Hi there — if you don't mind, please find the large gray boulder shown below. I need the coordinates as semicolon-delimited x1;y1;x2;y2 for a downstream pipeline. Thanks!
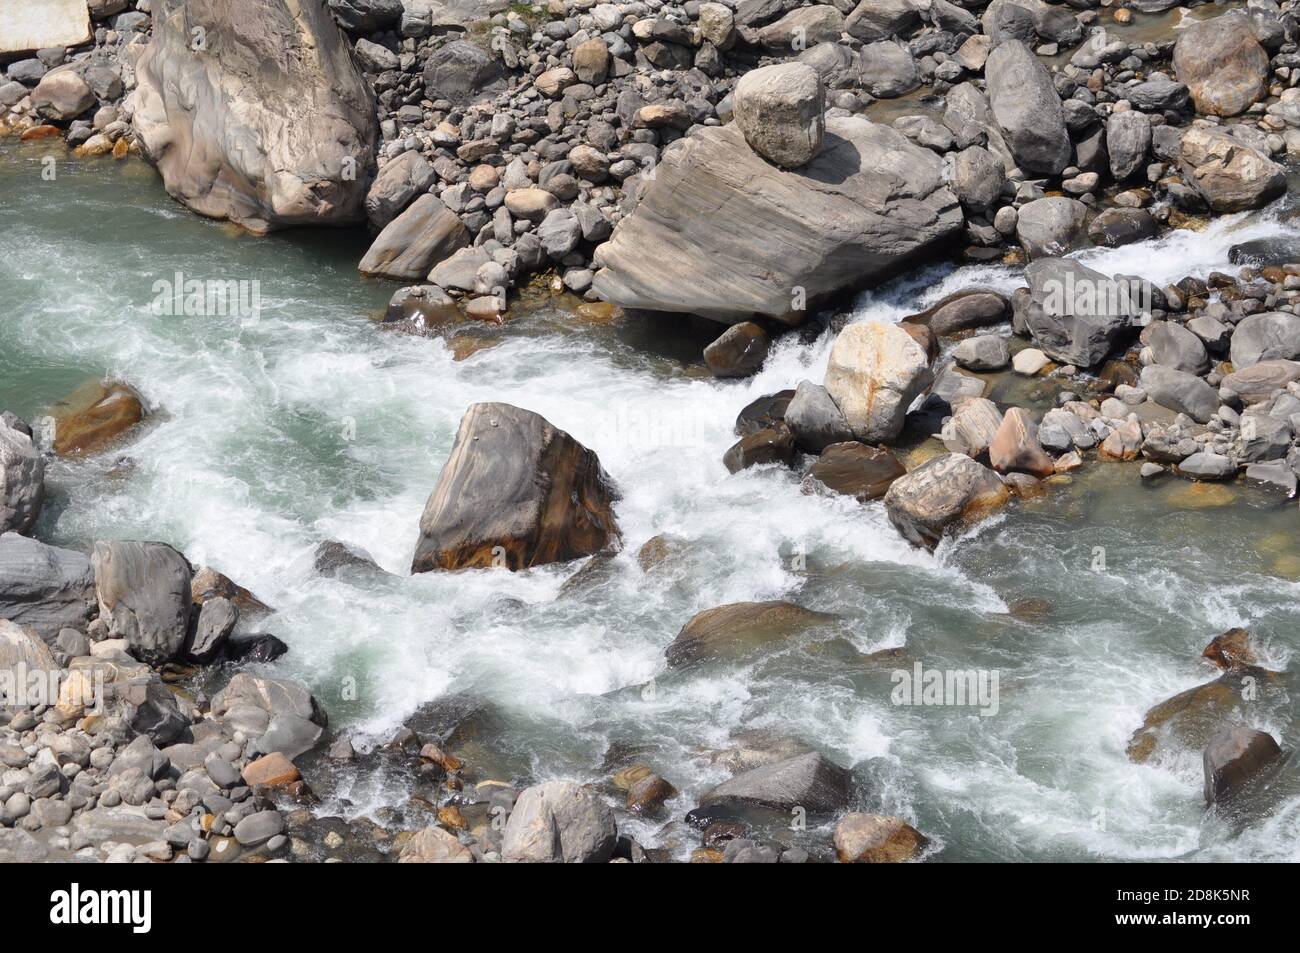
0;533;96;639
1229;312;1300;368
358;194;470;280
364;150;436;229
501;780;617;863
1174;12;1268;117
884;452;1009;549
1179;126;1285;213
0;422;42;536
592;117;962;324
327;0;404;33
1022;258;1132;368
1106;110;1151;181
130;0;378;233
701;751;851;813
1140;366;1219;423
985;40;1071;175
732;63;824;169
824;321;933;443
422;38;503;104
91;541;193;664
411;403;620;572
845;0;921;41
1015;196;1087;260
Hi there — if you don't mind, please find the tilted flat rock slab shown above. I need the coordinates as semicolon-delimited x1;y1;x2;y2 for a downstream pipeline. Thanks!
592;117;962;324
0;0;90;57
130;0;378;233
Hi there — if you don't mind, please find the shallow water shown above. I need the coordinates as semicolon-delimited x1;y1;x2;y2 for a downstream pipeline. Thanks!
3;140;1299;861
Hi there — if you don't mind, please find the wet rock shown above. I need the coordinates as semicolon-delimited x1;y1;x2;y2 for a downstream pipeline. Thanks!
701;751;851;813
411;403;619;572
908;290;1010;337
704;322;768;379
501;780;617;863
723;424;795;473
191;566;271;620
591;117;961;325
784;381;854;453
989;408;1053;478
666;601;835;668
91;541;192;665
735;390;794;436
1178;126;1285;213
1127;667;1280;763
732;63;824;169
358;194;469;280
1088;208;1158;248
0;418;43;535
131;0;377;233
1202;628;1257;671
398;824;474;863
1140;366;1218;423
1174;12;1268;117
985;40;1071;176
627;773;678;815
1203;726;1281;804
824;321;933;443
49;380;145;456
803;443;905;502
834;813;927;863
313;540;385;578
884;452;1010;549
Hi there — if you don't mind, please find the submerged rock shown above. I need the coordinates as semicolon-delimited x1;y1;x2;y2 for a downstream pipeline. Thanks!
703;322;768;378
592;117;961;324
1202;628;1257;671
1127;667;1279;763
665;600;836;667
411;403;620;572
130;0;378;233
803;443;906;502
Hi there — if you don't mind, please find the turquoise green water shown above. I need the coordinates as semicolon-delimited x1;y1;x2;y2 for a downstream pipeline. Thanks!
2;140;1298;861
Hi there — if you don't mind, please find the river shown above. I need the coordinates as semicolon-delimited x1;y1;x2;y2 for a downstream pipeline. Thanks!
2;138;1298;861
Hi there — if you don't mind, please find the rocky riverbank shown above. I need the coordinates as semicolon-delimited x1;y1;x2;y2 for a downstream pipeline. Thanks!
3;0;1300;862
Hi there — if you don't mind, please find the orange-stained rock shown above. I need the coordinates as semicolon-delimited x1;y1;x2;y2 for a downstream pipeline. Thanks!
834;813;928;863
989;407;1054;477
1202;627;1257;671
48;379;145;455
241;752;301;788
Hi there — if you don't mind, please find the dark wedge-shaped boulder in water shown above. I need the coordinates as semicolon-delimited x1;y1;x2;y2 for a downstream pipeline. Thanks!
803;442;906;502
411;403;620;572
1203;725;1282;805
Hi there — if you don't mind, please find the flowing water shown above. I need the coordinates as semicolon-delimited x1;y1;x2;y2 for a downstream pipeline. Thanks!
3;140;1300;861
